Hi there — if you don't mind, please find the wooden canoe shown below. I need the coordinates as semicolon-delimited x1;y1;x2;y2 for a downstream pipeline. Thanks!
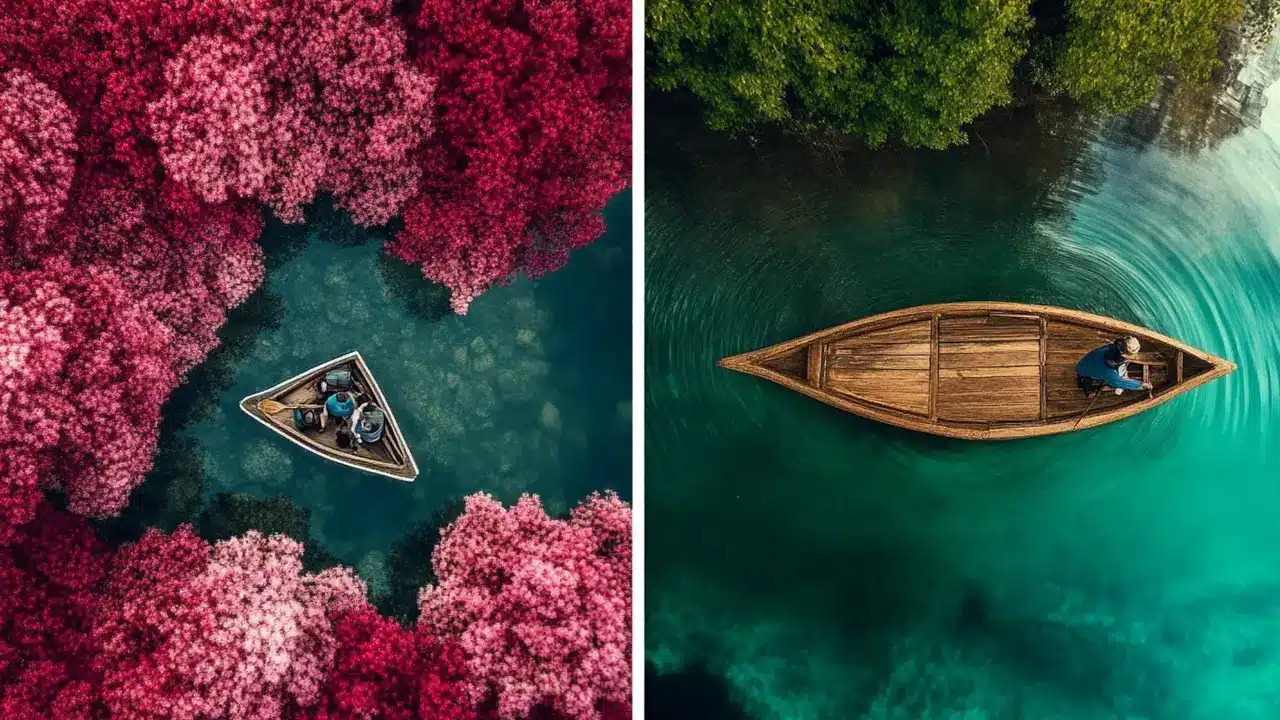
717;302;1236;440
240;351;419;480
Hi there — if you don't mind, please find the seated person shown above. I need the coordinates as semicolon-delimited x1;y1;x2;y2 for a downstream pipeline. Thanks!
292;407;321;432
350;402;386;445
1076;336;1151;396
320;391;356;431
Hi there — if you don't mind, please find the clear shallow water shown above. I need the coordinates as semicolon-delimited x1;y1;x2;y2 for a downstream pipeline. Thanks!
166;192;630;568
645;72;1280;720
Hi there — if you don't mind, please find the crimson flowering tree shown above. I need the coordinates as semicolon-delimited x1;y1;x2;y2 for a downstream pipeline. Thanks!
0;263;178;543
305;607;475;720
418;492;632;720
0;503;107;720
149;0;436;226
0;70;77;261
60;176;266;374
388;0;631;313
0;0;267;528
94;528;368;720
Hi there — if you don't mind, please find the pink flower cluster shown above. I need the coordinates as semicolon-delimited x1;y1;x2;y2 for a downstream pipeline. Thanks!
388;0;631;313
94;528;368;720
0;493;633;720
418;492;633;720
0;70;76;259
0;0;268;528
0;264;178;541
149;0;436;226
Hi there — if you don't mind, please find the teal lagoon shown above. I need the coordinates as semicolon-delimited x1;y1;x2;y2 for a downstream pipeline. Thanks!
645;62;1280;720
128;192;631;580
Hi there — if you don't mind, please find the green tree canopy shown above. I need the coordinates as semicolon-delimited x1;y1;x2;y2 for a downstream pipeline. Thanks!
649;0;1250;147
1046;0;1244;113
648;0;1032;149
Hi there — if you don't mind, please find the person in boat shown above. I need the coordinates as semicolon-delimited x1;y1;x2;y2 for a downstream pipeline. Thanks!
320;391;356;431
349;402;386;446
1076;336;1152;396
293;407;322;432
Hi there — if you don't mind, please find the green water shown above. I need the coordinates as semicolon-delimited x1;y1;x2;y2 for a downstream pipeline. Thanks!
157;192;630;569
645;65;1280;720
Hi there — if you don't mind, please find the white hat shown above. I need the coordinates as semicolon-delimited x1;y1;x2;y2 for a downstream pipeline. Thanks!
1122;336;1140;354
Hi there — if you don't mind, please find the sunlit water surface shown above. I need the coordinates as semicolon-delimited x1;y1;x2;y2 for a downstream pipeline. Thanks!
646;60;1280;720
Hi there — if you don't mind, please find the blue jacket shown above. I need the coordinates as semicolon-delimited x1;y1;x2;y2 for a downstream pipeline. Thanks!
1076;344;1144;391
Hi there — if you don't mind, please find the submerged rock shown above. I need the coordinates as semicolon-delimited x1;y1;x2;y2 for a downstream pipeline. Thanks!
472;352;495;373
357;550;390;601
540;402;562;433
240;440;292;485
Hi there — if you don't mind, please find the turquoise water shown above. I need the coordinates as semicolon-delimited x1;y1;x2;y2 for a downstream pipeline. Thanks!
645;62;1280;720
139;192;631;572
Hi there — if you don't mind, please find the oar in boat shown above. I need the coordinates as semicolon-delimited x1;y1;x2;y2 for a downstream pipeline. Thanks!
257;399;323;414
1072;390;1103;431
258;391;368;416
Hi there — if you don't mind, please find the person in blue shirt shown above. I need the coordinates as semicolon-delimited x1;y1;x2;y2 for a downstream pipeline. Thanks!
1076;336;1152;396
320;391;356;431
350;402;386;445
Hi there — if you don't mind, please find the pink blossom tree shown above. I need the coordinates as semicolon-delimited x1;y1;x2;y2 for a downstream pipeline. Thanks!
95;527;368;720
148;0;436;227
148;35;273;207
0;502;108;719
0;263;178;542
389;0;631;313
62;176;266;373
0;70;77;263
0;0;268;378
418;492;632;720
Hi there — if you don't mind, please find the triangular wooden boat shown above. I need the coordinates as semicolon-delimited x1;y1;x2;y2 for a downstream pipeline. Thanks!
718;302;1235;440
240;351;419;480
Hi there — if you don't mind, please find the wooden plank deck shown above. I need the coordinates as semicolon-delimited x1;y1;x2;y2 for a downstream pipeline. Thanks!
718;302;1236;440
825;319;931;415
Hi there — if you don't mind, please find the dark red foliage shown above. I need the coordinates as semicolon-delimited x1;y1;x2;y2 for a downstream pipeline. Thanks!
306;607;475;720
0;503;108;719
389;0;631;313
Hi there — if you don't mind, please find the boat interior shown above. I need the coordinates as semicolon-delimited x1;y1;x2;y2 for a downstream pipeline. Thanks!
760;311;1216;428
246;359;410;471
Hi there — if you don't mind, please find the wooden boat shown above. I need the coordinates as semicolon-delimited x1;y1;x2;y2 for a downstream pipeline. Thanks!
717;302;1235;440
240;351;419;480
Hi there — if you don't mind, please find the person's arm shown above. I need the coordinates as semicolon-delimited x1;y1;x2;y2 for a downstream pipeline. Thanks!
1102;365;1146;391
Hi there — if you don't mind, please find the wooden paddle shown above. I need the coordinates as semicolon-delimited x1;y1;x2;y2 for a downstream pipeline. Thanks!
257;399;322;414
1072;389;1103;431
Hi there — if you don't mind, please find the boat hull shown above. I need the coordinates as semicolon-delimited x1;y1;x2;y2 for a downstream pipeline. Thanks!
240;351;419;480
718;302;1235;440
